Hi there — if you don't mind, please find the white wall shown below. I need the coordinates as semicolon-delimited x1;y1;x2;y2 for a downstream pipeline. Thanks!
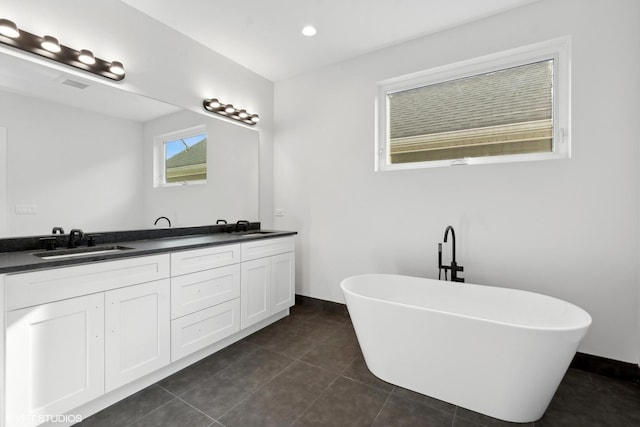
0;90;146;235
2;0;275;228
274;0;640;363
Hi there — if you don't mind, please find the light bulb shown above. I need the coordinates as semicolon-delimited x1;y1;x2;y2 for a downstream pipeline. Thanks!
238;110;249;119
208;98;221;109
0;19;19;38
78;49;95;65
109;61;125;75
225;104;235;114
250;114;260;123
41;35;61;53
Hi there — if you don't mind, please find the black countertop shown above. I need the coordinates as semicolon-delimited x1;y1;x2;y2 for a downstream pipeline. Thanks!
0;227;296;274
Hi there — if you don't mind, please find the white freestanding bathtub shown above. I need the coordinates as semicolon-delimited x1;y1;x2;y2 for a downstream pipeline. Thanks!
340;274;592;423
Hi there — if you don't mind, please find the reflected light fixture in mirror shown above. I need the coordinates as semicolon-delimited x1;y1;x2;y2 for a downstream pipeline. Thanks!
41;35;61;53
0;18;125;81
203;98;260;125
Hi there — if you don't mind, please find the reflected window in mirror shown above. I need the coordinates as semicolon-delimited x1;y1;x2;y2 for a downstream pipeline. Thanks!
154;125;207;186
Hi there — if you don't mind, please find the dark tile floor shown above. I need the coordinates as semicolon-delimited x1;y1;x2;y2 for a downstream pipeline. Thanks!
80;303;640;427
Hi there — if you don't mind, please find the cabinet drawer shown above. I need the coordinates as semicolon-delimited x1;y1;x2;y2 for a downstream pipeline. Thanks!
6;254;170;311
171;244;240;276
241;237;295;262
171;298;240;361
171;264;240;319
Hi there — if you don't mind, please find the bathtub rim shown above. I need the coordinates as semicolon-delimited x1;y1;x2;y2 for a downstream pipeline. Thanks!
340;273;592;333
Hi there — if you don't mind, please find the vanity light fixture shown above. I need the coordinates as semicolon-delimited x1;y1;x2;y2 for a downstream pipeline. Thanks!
203;98;260;126
0;18;125;81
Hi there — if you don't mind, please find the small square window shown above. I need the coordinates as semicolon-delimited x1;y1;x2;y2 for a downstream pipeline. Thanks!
154;125;207;187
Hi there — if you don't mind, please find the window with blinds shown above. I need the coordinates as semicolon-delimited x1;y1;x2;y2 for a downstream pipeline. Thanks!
377;38;570;170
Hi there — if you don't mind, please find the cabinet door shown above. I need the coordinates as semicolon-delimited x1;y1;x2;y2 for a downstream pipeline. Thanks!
105;280;170;392
6;294;104;427
240;257;271;328
272;252;295;313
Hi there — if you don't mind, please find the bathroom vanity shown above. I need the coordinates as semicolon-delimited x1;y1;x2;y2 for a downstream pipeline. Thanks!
0;228;296;427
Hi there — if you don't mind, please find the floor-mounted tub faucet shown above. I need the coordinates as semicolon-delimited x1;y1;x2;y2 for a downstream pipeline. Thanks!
438;225;464;282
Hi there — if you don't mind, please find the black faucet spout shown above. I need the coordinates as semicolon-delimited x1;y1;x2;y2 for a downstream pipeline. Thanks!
154;216;172;227
443;225;456;263
439;225;464;283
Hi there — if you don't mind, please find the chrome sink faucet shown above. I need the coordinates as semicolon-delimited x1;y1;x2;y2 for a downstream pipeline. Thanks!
438;225;465;282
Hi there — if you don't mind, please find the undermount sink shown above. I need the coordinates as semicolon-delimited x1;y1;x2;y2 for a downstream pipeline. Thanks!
34;245;133;260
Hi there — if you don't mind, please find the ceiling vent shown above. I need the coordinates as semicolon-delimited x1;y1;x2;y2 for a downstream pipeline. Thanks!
58;77;90;90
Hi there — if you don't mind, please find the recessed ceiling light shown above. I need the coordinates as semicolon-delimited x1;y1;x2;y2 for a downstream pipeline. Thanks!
302;25;317;37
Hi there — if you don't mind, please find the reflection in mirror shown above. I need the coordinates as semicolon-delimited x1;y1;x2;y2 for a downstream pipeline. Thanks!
0;52;259;237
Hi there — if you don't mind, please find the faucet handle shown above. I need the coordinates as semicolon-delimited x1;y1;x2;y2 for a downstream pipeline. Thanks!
40;237;57;251
86;234;101;247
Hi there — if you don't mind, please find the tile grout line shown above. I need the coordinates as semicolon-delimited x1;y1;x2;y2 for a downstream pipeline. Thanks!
370;386;394;426
154;384;218;425
215;355;298;422
289;374;341;426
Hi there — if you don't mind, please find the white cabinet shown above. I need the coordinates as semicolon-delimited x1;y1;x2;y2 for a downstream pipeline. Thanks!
2;235;295;426
241;257;271;326
240;237;295;329
4;254;170;427
5;293;105;427
105;280;170;392
170;245;241;361
272;252;296;312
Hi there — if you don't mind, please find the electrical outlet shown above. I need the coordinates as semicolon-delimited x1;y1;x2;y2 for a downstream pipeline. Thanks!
15;204;38;214
275;208;284;217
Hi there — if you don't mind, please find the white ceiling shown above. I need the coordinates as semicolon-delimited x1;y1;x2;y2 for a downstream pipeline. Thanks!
122;0;540;82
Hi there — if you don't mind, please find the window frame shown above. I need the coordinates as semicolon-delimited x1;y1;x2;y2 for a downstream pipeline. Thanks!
375;37;571;171
153;124;207;187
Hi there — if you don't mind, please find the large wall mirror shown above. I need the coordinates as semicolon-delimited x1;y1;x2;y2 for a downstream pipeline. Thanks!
0;51;259;237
